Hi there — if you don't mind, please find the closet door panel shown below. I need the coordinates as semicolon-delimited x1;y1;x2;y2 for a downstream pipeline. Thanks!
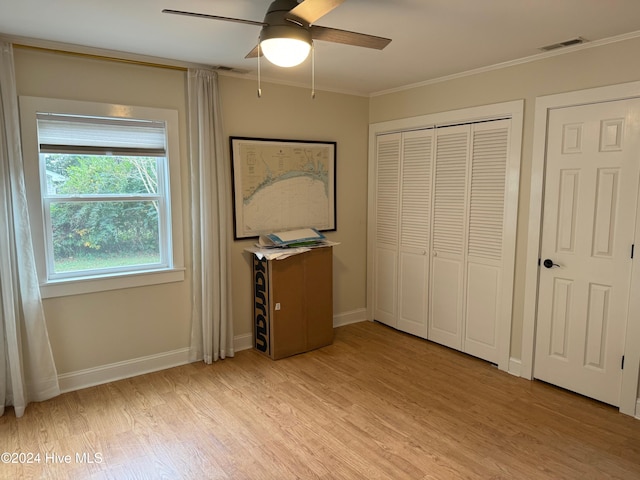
398;251;428;335
397;130;433;337
373;133;401;327
375;134;401;247
374;245;398;326
467;122;508;261
429;126;470;349
464;260;501;362
464;121;509;362
430;256;464;349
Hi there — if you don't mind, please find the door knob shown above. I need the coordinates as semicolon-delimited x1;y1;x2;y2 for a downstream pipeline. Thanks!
543;259;560;269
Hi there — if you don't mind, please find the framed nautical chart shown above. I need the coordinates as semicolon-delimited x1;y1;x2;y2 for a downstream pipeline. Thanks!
230;137;336;239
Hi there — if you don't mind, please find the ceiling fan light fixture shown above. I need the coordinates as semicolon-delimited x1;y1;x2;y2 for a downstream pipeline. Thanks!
260;25;312;67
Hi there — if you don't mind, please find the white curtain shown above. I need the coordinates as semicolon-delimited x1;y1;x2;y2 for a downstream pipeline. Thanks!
0;42;60;417
187;69;234;363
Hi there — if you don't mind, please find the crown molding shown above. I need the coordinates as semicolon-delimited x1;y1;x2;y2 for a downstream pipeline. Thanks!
371;30;640;97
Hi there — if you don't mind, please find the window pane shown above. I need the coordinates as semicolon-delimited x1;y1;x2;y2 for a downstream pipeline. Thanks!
49;200;161;274
44;154;159;196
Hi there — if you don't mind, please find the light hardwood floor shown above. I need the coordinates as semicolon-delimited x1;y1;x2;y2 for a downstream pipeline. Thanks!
1;321;639;479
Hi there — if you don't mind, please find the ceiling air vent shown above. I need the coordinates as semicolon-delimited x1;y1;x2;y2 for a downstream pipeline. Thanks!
214;65;250;74
539;37;587;52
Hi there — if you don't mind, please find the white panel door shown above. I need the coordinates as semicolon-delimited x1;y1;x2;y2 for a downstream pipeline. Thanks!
464;121;510;363
534;99;640;406
429;126;470;350
397;130;433;337
374;133;401;327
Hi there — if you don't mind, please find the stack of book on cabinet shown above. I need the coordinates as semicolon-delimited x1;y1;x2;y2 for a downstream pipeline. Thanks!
246;227;337;260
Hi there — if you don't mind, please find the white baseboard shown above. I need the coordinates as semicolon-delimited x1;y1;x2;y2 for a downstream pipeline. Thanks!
59;310;370;393
333;308;368;327
58;347;191;393
234;333;254;352
59;335;253;393
636;399;640;420
508;357;522;377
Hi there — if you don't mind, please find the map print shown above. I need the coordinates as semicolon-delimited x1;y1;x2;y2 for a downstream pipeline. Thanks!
232;139;335;238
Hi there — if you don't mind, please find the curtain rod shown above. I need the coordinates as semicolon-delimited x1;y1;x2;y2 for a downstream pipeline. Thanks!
13;43;190;72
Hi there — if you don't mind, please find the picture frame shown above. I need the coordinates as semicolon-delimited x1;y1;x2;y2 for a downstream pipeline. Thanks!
230;136;336;239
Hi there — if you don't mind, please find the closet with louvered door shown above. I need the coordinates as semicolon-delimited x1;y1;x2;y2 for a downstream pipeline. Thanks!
370;102;522;370
373;129;434;337
429;119;511;363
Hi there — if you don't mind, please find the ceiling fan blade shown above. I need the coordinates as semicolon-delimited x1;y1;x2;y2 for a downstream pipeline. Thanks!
311;25;391;50
162;9;265;27
288;0;346;25
245;45;263;59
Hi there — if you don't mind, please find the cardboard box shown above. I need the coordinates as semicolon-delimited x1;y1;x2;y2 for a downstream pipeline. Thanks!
253;246;333;359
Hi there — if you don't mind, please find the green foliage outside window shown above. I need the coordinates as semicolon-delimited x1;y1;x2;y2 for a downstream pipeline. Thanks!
46;154;161;268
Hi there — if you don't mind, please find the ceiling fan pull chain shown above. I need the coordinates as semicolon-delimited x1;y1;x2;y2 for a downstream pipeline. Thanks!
311;42;315;99
257;39;262;98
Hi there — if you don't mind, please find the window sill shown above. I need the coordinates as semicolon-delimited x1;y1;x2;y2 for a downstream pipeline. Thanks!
40;267;186;298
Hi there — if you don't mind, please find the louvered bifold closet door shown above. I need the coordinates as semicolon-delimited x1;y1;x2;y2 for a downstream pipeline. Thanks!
374;133;401;327
429;125;470;350
463;120;510;363
397;129;434;338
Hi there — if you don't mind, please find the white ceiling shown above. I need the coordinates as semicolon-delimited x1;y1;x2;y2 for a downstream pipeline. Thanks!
2;0;640;96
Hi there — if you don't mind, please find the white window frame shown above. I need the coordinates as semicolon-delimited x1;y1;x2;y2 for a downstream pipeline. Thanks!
19;96;185;298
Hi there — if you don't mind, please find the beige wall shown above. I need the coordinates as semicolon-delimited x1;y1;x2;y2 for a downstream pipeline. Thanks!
16;35;640;378
14;49;193;374
370;36;640;359
13;48;369;375
218;76;369;339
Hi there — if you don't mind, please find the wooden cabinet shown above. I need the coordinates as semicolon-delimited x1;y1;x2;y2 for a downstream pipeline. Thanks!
253;246;333;359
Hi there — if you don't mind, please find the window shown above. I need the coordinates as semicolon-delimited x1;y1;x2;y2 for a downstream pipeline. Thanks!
20;97;184;297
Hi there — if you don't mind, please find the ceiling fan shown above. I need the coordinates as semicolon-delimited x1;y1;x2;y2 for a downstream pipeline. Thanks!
162;0;392;68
